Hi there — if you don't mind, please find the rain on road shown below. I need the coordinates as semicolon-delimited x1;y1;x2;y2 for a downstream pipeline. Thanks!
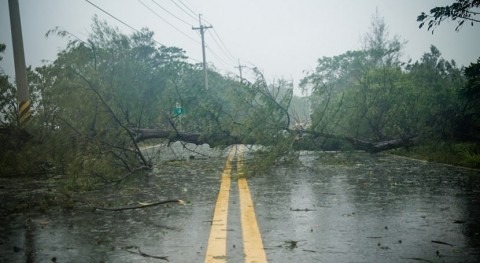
2;143;480;262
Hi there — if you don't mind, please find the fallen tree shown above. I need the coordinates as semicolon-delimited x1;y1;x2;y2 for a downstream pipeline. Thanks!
343;135;417;153
303;129;417;153
132;128;416;153
132;128;243;146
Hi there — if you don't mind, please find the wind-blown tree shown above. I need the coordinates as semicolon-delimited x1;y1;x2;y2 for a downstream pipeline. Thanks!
405;45;465;140
6;17;295;181
3;18;201;180
301;11;470;153
301;14;417;151
416;0;479;167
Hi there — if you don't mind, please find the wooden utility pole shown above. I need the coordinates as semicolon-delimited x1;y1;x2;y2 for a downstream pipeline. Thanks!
192;15;212;90
235;59;246;82
8;0;30;126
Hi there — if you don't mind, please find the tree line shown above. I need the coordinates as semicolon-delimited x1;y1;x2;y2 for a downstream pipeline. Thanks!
1;3;479;184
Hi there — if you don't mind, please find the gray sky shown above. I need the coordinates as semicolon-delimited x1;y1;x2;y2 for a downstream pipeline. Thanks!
1;0;479;95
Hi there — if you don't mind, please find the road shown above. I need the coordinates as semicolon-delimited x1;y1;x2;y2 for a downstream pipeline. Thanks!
2;143;480;262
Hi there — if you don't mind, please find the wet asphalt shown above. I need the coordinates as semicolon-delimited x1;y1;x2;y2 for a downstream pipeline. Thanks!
2;144;480;262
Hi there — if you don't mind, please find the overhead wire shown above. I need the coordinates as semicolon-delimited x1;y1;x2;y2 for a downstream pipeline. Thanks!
84;0;201;63
183;5;239;66
169;0;198;22
150;0;193;27
177;0;253;79
208;29;237;64
207;46;235;69
137;0;200;44
85;0;242;76
84;0;140;33
178;0;200;18
173;0;239;68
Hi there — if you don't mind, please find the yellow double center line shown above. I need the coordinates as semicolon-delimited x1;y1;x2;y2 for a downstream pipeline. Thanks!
204;145;267;263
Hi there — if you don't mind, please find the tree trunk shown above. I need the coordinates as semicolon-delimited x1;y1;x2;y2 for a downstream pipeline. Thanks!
132;128;242;147
132;128;416;153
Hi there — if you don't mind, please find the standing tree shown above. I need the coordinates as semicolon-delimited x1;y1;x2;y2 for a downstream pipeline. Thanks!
418;0;480;158
300;13;418;152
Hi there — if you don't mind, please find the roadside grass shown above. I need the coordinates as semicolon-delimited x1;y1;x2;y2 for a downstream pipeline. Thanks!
391;142;480;169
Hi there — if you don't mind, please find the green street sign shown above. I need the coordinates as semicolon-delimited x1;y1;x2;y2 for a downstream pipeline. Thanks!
173;102;184;115
173;107;184;115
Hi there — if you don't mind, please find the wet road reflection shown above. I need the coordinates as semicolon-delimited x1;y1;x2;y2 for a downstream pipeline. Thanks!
2;148;480;262
250;151;480;262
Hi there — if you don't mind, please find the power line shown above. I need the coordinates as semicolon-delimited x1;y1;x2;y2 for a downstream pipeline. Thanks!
207;30;237;64
212;28;237;62
150;0;193;27
137;0;200;44
84;0;202;62
84;0;140;33
169;0;198;22
85;0;239;77
177;0;199;20
207;31;236;65
170;0;240;69
176;3;238;65
207;46;235;69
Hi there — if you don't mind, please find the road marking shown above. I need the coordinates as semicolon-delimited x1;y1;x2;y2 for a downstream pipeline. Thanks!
204;146;236;263
205;145;267;263
237;145;268;263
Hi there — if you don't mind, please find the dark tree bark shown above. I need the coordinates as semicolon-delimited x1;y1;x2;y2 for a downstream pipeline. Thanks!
132;128;246;147
132;128;416;153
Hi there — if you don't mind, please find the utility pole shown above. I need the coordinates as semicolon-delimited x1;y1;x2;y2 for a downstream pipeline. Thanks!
235;59;246;82
8;0;30;127
192;14;212;90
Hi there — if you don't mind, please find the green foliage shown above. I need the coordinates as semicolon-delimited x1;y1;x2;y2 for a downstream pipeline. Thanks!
301;12;470;153
456;58;480;141
0;44;16;125
460;147;480;168
393;142;480;169
1;18;298;181
301;14;413;142
248;138;299;177
405;46;465;140
418;0;480;32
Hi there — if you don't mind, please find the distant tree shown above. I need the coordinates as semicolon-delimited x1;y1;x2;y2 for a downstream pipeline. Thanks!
406;45;465;140
417;0;480;32
301;14;409;142
417;1;480;142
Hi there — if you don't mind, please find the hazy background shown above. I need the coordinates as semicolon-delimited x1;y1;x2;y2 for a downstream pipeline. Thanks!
1;0;479;95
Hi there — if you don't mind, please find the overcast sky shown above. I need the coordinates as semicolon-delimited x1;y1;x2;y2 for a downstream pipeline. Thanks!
1;0;479;95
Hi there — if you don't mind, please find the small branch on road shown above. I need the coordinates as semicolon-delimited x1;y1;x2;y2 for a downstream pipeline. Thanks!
124;246;169;261
431;240;454;247
290;208;317;212
96;199;184;211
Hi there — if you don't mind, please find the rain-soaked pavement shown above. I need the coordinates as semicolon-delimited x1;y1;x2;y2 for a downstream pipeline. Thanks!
2;144;480;262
